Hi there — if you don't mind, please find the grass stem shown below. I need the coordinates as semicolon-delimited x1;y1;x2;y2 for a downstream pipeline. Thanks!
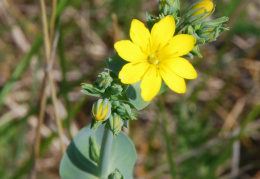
159;97;176;179
39;0;65;153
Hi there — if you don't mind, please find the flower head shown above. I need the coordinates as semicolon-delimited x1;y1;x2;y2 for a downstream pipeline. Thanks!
159;0;180;16
108;113;124;136
191;0;214;18
114;16;197;101
185;0;214;24
91;98;111;121
94;69;113;90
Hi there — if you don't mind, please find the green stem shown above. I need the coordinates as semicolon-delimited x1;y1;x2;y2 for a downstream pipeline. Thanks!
159;97;176;179
98;127;113;178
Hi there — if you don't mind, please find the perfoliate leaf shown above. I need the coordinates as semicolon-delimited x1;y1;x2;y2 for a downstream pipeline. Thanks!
126;81;168;110
105;53;127;75
60;124;137;179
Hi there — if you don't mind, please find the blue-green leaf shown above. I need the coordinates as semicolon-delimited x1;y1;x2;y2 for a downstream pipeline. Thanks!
60;124;137;179
126;82;150;110
126;81;168;110
105;53;127;75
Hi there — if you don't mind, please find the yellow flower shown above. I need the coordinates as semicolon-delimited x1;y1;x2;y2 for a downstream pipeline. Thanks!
114;16;197;101
191;0;214;18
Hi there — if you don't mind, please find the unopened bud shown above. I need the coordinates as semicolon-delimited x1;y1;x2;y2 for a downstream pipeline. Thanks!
91;98;111;121
185;0;214;25
116;103;136;120
197;24;228;42
94;69;113;90
159;0;180;16
106;83;123;97
108;113;124;136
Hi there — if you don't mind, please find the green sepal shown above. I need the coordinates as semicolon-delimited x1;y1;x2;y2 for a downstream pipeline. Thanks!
146;12;160;31
200;16;229;28
187;45;203;59
184;26;205;45
108;113;124;136
91;120;104;131
81;83;103;97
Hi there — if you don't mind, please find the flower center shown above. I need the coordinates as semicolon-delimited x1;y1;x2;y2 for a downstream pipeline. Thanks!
148;54;160;65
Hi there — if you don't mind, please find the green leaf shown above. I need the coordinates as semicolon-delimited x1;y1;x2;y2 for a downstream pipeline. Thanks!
60;124;137;179
158;81;168;95
126;81;168;110
126;82;150;110
105;53;127;75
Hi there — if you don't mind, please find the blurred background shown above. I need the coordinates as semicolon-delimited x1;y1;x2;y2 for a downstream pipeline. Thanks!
0;0;260;178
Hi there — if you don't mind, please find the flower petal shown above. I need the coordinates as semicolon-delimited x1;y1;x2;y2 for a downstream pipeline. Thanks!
119;62;150;84
114;40;147;62
158;34;196;58
151;15;175;53
159;66;186;93
160;57;197;79
130;19;151;54
140;66;162;101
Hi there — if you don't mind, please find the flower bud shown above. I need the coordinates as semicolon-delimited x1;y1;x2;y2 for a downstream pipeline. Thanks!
111;101;120;108
89;136;100;163
197;24;228;42
116;103;136;120
116;103;131;116
111;83;123;94
106;83;123;97
158;0;180;16
94;69;113;90
108;169;124;179
91;98;111;121
185;0;214;25
108;113;124;136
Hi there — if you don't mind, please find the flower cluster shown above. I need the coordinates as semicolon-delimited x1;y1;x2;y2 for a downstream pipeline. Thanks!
82;69;136;135
81;0;228;133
